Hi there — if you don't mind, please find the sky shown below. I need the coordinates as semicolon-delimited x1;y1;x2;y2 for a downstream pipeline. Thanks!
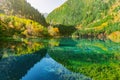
26;0;67;13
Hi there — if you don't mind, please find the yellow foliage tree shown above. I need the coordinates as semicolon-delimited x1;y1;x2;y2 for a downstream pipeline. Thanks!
48;26;59;36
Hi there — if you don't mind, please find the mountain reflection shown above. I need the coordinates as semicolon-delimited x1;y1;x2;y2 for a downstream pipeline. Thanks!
0;38;120;80
48;38;120;80
22;54;91;80
0;49;47;80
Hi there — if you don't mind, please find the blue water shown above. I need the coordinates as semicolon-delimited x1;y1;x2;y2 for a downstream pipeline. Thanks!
21;54;90;80
0;38;119;80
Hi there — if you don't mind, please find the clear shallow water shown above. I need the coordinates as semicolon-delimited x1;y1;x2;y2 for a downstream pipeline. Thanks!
0;38;120;80
21;54;90;80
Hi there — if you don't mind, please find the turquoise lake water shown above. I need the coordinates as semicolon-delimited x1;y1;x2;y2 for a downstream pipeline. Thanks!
0;38;120;80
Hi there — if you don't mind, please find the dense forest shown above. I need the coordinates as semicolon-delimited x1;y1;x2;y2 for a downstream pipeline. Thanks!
0;14;48;38
0;0;47;26
0;0;120;42
47;0;115;26
0;0;58;38
47;0;120;42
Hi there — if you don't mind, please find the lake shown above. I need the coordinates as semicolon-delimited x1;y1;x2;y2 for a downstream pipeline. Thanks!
0;38;120;80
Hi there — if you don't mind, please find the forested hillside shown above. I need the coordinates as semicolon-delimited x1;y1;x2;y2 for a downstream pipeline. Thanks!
0;0;120;40
47;0;116;26
47;0;120;41
0;14;48;38
0;0;47;26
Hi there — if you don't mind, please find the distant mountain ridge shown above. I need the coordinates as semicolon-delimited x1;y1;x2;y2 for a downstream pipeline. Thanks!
42;13;48;18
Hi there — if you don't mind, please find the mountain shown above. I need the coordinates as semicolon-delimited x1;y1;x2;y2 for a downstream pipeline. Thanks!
0;0;47;26
46;0;120;41
47;0;116;26
42;13;48;18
